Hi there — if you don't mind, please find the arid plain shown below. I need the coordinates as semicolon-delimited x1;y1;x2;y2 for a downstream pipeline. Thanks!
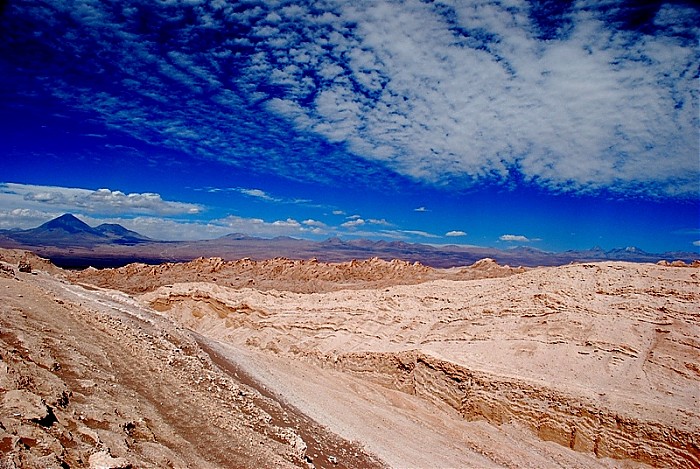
1;248;698;468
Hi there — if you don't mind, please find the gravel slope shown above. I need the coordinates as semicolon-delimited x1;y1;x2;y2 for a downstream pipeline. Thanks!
0;257;381;468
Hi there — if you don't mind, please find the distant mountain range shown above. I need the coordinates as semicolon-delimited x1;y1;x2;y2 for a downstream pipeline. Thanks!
0;214;697;269
0;213;151;246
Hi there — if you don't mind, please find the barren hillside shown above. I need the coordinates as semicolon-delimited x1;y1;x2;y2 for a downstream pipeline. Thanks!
69;256;525;294
139;260;699;468
2;248;698;468
0;252;381;468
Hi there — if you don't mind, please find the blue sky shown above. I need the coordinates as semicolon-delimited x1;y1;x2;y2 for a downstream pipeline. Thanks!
1;0;698;253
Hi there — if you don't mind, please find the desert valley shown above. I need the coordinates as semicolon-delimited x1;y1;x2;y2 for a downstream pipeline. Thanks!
0;241;698;468
4;0;700;467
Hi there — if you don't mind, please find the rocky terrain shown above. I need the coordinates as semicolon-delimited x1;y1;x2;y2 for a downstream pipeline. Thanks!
1;248;698;468
0;251;381;468
68;256;525;294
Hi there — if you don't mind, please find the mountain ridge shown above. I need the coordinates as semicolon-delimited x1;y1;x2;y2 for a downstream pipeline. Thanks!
0;214;697;268
0;214;151;247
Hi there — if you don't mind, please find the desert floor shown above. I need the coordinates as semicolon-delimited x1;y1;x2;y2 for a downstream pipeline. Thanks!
1;249;698;468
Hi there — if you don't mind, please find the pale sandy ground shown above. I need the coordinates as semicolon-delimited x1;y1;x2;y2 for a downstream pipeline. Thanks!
0;253;380;468
141;261;699;468
200;337;647;469
2;250;699;468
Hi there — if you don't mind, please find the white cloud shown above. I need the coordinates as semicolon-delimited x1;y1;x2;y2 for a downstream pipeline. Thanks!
399;230;440;239
79;214;312;242
244;0;698;197
693;240;700;247
332;210;345;215
446;230;467;237
367;218;391;226
91;216;231;241
235;188;281;202
302;219;327;228
271;218;301;229
341;218;366;228
339;215;390;229
0;183;202;216
8;0;698;198
0;208;62;230
500;234;538;243
214;215;310;238
414;206;429;212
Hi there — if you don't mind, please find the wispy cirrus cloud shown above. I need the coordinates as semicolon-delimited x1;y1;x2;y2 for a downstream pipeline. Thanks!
398;230;441;239
235;188;281;202
204;187;326;209
3;0;696;198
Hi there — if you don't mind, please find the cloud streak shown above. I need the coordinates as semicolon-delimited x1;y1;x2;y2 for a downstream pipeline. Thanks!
398;230;441;239
235;188;281;202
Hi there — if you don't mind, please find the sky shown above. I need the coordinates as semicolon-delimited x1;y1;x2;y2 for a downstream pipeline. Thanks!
1;0;698;253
